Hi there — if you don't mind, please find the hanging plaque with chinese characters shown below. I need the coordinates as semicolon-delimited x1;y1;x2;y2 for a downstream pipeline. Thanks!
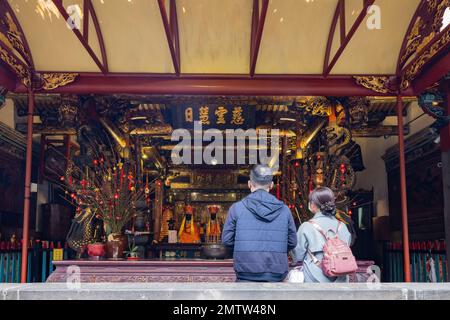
171;104;255;130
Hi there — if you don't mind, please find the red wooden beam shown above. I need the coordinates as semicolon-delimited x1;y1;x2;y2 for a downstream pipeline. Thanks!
83;0;89;42
13;74;405;96
52;0;107;73
250;0;259;63
323;0;342;75
88;0;108;73
412;46;450;94
157;0;180;75
323;0;375;76
250;0;269;77
339;0;346;44
170;0;180;70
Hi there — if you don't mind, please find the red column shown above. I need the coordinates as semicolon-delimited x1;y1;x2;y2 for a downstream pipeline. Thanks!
20;88;35;283
64;134;71;170
153;179;163;242
396;95;411;282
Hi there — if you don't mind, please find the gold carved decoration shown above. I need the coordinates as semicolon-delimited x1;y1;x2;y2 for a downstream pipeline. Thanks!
0;45;30;86
401;26;450;90
3;12;31;63
41;73;78;90
353;76;393;94
401;17;423;65
0;8;78;90
400;0;449;67
296;97;332;117
416;31;436;52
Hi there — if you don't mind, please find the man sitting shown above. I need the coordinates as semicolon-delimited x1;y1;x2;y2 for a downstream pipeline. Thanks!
222;165;297;282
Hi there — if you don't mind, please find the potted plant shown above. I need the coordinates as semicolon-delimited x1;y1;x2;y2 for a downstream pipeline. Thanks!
124;241;139;261
54;156;150;260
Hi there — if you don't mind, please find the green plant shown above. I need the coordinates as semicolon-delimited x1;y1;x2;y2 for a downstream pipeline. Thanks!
124;241;138;258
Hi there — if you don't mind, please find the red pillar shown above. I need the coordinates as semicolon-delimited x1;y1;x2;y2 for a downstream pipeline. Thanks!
396;95;411;282
153;179;163;242
20;88;35;283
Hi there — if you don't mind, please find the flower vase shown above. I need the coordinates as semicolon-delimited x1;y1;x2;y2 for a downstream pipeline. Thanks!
106;233;128;260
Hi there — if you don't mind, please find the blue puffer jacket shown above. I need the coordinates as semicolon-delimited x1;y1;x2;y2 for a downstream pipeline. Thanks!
221;189;297;282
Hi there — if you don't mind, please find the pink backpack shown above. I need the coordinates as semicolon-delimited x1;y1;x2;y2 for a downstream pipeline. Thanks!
307;220;357;277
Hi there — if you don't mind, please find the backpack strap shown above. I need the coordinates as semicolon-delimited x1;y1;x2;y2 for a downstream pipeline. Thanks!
336;221;342;235
306;220;326;267
307;220;329;240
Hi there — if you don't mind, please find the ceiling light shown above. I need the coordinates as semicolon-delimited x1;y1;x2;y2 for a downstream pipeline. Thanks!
280;117;296;122
131;116;147;121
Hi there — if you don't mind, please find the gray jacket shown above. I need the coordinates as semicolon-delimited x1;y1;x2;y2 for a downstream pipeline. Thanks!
291;212;352;283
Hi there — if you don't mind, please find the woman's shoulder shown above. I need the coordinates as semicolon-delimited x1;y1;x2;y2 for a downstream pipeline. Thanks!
298;220;316;233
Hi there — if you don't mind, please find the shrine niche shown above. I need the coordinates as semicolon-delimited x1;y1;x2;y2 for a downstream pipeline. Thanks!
6;93;406;245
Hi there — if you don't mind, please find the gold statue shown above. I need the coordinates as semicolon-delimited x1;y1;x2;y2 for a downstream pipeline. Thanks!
206;206;221;244
178;205;200;243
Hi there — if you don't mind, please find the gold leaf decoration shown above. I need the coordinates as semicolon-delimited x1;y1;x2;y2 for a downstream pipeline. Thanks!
0;45;30;86
3;12;31;64
353;76;392;94
402;26;450;90
400;0;449;66
296;97;332;117
41;73;78;90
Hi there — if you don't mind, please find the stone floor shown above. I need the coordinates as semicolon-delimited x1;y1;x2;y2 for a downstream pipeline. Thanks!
1;283;450;300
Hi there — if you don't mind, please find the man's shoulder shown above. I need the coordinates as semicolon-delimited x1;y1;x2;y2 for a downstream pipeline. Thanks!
278;203;292;216
228;201;243;215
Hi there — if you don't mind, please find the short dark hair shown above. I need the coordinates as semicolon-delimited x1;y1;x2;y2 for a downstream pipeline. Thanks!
250;165;273;187
309;187;336;216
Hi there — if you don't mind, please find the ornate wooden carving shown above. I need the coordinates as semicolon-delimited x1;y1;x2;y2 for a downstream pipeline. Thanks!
353;76;396;94
47;259;374;283
399;0;450;90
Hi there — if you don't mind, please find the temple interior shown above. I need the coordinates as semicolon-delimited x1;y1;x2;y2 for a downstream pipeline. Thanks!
0;93;445;268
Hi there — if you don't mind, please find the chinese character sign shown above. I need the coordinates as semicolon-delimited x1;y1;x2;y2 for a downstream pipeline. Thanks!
172;104;255;129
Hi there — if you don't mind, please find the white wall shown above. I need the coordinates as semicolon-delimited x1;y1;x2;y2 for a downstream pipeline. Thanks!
0;98;15;128
0;98;51;232
354;101;435;217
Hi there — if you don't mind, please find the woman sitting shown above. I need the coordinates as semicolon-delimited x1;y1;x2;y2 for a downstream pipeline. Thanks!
291;187;352;283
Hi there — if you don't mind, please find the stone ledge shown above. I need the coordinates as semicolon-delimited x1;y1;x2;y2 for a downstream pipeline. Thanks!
2;283;450;300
